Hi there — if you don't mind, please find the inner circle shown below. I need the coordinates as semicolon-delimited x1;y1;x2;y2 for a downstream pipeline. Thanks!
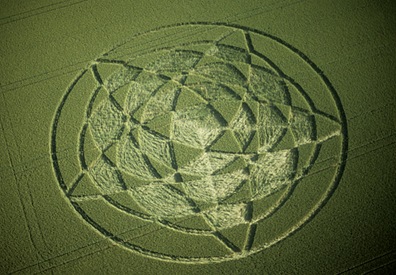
85;43;318;231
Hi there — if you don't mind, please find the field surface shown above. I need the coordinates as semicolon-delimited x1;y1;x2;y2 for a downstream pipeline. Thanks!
0;0;395;274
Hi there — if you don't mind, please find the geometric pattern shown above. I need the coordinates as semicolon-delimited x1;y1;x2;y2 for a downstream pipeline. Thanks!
51;23;347;263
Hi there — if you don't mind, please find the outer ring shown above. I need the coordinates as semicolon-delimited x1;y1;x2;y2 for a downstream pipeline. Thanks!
51;22;348;263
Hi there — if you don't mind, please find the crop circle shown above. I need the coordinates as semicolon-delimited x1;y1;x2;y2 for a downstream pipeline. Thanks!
51;23;348;263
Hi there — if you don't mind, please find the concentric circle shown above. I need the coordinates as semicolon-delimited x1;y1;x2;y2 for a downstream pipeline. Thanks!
51;23;348;263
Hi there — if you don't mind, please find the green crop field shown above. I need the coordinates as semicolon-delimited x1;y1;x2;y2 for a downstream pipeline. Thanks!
1;0;395;274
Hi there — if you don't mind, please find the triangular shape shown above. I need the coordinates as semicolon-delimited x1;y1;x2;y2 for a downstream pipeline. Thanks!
176;87;207;111
272;128;295;151
290;111;315;145
218;30;248;50
314;114;342;142
249;54;277;74
147;155;175;178
211;99;241;124
107;190;151;215
287;81;311;110
112;84;130;108
230;85;246;99
210;130;242;153
222;180;251;204
244;130;259;153
172;141;204;168
219;223;250;251
84;125;102;168
131;104;146;122
168;214;213;231
275;104;292;122
233;62;250;81
122;172;151;189
296;142;316;177
103;143;118;164
245;99;260;122
215;157;247;175
211;44;249;63
195;55;224;68
95;62;123;83
145;113;173;138
71;173;102;196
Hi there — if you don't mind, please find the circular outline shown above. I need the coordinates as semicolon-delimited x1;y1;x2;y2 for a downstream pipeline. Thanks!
51;22;348;263
80;39;320;233
79;37;322;240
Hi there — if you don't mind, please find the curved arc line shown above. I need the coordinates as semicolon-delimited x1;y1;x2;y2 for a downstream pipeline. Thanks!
51;69;88;193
